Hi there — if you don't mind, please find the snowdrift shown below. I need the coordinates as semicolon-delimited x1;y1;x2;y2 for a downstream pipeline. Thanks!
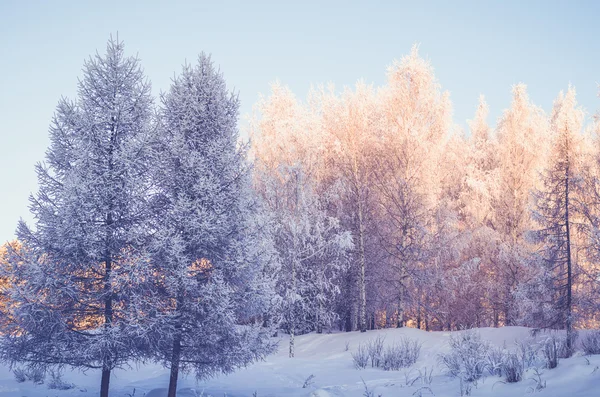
1;326;599;397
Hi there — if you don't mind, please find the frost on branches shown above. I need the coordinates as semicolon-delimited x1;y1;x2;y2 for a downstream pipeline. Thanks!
141;54;277;397
0;37;154;397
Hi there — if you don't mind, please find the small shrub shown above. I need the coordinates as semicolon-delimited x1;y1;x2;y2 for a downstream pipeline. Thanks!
14;366;45;384
581;330;600;355
302;374;315;388
502;352;524;383
13;368;26;383
382;338;421;371
527;367;546;393
541;334;566;369
517;339;540;368
440;331;489;382
419;366;433;385
403;368;420;386
47;370;75;390
367;335;386;368
360;378;379;397
30;367;45;384
486;346;505;377
352;343;370;369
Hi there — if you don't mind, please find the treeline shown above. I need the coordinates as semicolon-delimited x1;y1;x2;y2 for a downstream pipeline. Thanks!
1;38;600;397
250;45;600;350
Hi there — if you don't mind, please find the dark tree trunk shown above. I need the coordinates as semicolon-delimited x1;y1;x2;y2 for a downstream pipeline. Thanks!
100;124;116;397
100;368;111;397
167;334;182;397
565;159;573;355
345;309;352;332
168;292;184;397
101;226;113;397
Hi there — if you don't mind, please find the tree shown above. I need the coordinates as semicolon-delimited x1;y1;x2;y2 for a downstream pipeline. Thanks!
460;96;504;327
376;45;453;330
531;87;584;354
319;82;379;332
464;95;497;229
493;84;548;325
145;54;277;397
264;165;351;356
575;88;600;326
250;83;351;353
0;37;154;397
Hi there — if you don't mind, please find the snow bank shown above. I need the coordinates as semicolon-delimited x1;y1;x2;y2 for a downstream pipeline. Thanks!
1;327;599;397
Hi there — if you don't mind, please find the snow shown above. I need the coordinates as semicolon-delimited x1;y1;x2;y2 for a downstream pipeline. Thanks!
1;327;599;397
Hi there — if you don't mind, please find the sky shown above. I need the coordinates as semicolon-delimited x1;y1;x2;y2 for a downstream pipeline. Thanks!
1;0;599;243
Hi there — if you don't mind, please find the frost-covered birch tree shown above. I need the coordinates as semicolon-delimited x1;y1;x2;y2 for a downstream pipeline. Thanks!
0;37;154;397
320;83;379;333
493;84;548;325
262;165;351;357
250;83;351;355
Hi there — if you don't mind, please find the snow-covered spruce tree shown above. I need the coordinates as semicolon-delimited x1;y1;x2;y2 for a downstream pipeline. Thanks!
530;87;584;354
261;164;351;357
145;54;277;397
576;89;600;324
0;37;154;397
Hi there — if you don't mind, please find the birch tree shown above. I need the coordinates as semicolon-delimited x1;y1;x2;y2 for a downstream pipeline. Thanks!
320;82;379;332
493;84;548;325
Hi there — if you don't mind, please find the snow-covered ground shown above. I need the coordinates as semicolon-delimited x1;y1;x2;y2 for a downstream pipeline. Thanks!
2;327;599;397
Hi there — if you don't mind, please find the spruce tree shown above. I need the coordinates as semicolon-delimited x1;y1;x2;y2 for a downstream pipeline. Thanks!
0;37;154;397
145;54;277;397
531;87;584;354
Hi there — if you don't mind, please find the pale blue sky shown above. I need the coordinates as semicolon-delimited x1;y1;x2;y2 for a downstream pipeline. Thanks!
1;0;599;243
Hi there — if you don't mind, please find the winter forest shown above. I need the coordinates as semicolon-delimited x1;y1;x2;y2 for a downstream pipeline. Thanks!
2;35;600;397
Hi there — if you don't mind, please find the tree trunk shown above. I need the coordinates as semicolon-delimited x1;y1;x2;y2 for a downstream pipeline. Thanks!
100;368;111;397
289;329;295;358
397;286;404;328
316;300;323;334
168;291;184;397
357;202;367;332
417;299;422;330
345;310;352;332
424;295;430;331
565;159;573;355
503;298;511;326
351;295;358;331
101;232;113;397
289;254;297;357
101;124;116;397
167;333;182;397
